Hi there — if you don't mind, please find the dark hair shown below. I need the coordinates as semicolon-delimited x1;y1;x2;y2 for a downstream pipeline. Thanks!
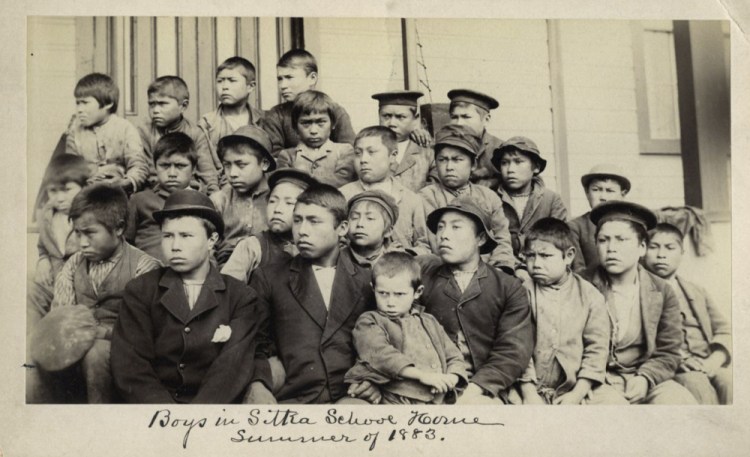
524;217;575;253
43;154;90;188
68;183;128;233
648;223;684;248
153;132;198;167
449;100;488;117
216;56;257;83
217;137;267;164
161;214;218;239
147;75;189;103
295;183;347;226
277;49;318;75
291;90;335;127
595;219;649;244
74;73;119;113
372;251;422;290
354;126;397;153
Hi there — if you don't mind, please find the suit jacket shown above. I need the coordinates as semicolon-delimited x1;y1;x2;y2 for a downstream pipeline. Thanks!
35;203;78;282
250;248;375;403
261;100;356;154
418;257;534;397
198;102;265;171
675;276;732;361
392;140;437;193
473;130;503;189
569;212;598;273
277;140;356;188
584;266;683;386
111;266;262;404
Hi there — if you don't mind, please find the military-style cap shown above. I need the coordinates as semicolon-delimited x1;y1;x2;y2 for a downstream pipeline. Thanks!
434;124;481;158
426;197;498;254
589;200;657;231
447;89;499;111
268;168;319;192
581;163;631;193
348;190;399;226
492;136;547;174
153;188;225;237
371;90;424;107
218;125;277;171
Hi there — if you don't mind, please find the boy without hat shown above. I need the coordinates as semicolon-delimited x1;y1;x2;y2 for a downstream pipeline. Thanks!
420;124;515;273
112;189;263;403
65;73;150;193
261;49;356;153
346;190;402;268
643;223;731;404
418;197;534;404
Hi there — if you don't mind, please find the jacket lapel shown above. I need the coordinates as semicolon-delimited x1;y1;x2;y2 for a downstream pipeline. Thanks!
188;266;225;321
639;267;663;356
457;263;487;306
520;180;545;231
677;276;713;341
289;256;328;330
439;265;463;303
394;141;418;175
321;251;362;342
158;269;191;325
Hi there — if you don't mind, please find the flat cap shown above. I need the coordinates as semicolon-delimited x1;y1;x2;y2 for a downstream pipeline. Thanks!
372;90;424;107
447;88;499;111
348;190;399;226
589;200;657;231
268;168;319;192
434;124;482;158
218;125;276;171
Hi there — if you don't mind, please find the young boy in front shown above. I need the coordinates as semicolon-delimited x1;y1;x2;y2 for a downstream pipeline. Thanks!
221;168;318;284
276;90;356;188
569;164;631;273
492;136;568;258
126;132;200;263
137;75;219;194
339;126;431;256
346;190;401;268
198;56;265;173
420;124;515;274
210;125;276;266
511;218;610;405
261;49;356;153
112;189;263;403
643;223;732;404
345;252;470;404
65;73;149;193
27;184;160;403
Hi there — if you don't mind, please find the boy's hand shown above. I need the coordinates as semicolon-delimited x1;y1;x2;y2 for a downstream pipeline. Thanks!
703;352;728;378
244;381;277;404
456;383;488;404
409;127;432;147
444;373;460;389
348;380;382;404
523;390;546;405
624;375;649;404
679;356;705;373
418;372;452;393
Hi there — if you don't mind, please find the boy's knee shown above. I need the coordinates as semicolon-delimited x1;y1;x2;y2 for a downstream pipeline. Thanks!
674;371;718;405
585;384;629;405
82;340;111;373
646;380;698;405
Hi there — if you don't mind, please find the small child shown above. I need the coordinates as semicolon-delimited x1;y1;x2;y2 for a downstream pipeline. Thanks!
643;223;732;404
126;132;200;263
221;168;318;283
345;252;469;404
512;218;610;405
138;76;219;194
276;90;356;187
339;126;431;256
198;56;265;173
569;164;631;273
210;126;276;266
261;49;356;153
492;136;567;258
346;190;401;268
27;184;161;404
420;124;515;273
65;73;149;193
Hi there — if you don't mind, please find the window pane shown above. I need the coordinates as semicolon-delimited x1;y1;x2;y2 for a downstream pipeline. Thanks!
643;26;680;140
215;17;237;65
155;17;177;76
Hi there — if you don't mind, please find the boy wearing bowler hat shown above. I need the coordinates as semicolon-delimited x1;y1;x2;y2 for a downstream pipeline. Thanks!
111;189;263;403
210;125;276;266
418;197;534;404
492;136;567;259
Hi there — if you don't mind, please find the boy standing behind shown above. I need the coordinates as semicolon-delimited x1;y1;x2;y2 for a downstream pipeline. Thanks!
65;73;149;193
261;49;356;153
210;126;276;266
137;76;219;194
277;90;356;188
339;127;431;256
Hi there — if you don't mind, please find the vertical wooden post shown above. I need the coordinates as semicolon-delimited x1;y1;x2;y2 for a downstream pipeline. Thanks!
547;20;571;211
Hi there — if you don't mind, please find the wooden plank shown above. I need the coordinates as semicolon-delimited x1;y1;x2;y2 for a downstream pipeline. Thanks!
547;20;571;212
196;17;216;116
179;17;199;121
238;17;260;110
75;17;95;78
401;19;417;90
93;17;110;74
132;17;154;121
257;17;279;110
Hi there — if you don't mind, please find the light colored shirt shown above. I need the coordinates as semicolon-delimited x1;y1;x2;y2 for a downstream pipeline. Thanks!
312;265;336;310
452;268;477;293
182;281;204;310
509;194;531;219
396;140;409;166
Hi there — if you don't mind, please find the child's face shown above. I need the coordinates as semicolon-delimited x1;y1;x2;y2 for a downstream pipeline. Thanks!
347;201;389;250
222;148;268;194
524;239;574;286
373;274;423;318
354;136;397;184
644;232;683;279
297;112;332;149
596;220;646;276
378;105;418;142
266;181;305;234
75;96;112;128
449;105;488;136
293;202;348;260
148;93;187;128
155;153;194;193
436;147;475;190
499;150;539;192
73;211;123;263
161;216;217;276
47;182;83;214
216;68;254;107
586;178;627;209
277;66;317;102
435;211;484;265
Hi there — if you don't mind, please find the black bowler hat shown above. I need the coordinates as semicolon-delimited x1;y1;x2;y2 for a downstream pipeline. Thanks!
153;189;225;237
426;197;498;254
589;200;657;231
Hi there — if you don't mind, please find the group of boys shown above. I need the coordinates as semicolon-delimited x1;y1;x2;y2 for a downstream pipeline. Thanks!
26;47;730;406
